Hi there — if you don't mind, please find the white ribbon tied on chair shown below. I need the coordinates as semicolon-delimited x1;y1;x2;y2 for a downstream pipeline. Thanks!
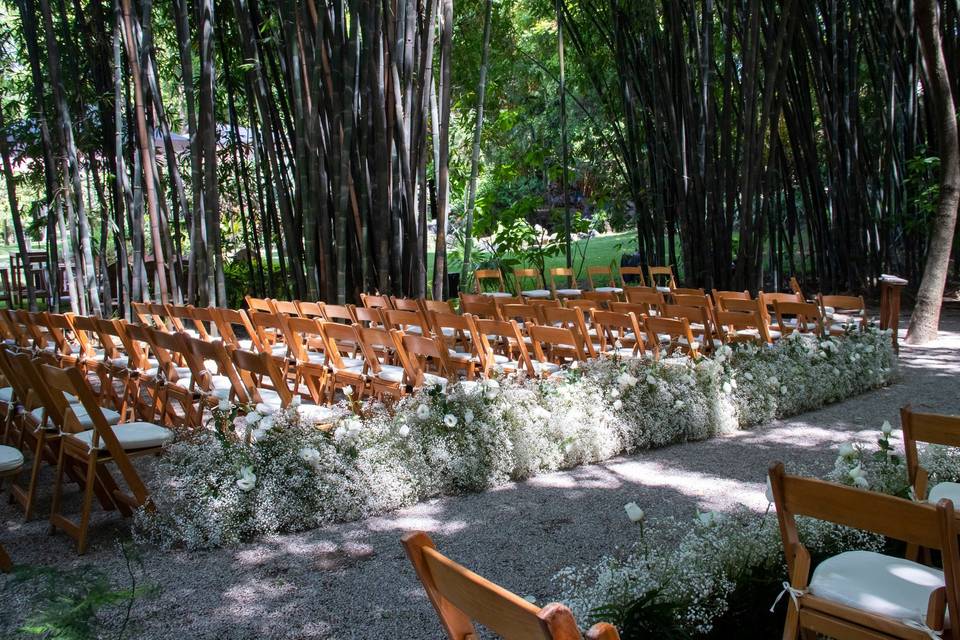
769;581;806;613
903;617;943;640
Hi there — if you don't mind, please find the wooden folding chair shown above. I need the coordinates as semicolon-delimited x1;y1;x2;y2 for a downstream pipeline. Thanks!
295;300;325;319
721;297;778;342
269;299;301;318
180;335;249;407
586;265;623;295
789;276;805;297
402;531;620;640
231;347;292;408
168;305;212;341
430;311;484;380
582;290;619;308
285;316;329;404
618;265;646;288
548;267;582;299
498;303;541;329
768;461;960;640
662;303;721;354
381;308;432;337
819;294;868;334
247;310;291;358
318;302;356;324
773;300;824;338
712;289;751;311
475;318;535;377
212;307;261;351
526;325;581;375
419;298;456;318
351;305;385;328
244;295;274;314
360;293;393;310
540;306;596;359
390;297;423;312
513;268;552;299
137;326;201;429
391;330;454;390
902;406;960;537
43;364;173;554
592;309;648;358
355;325;410;401
473;268;510;297
0;441;23;571
459;293;498;320
318;321;367;402
644;316;699;359
647;265;677;292
623;289;665;316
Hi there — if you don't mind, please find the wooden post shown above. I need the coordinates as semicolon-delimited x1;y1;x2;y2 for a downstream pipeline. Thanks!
879;275;908;352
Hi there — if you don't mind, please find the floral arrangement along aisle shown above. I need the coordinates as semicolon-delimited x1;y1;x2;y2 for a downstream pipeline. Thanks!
136;328;895;549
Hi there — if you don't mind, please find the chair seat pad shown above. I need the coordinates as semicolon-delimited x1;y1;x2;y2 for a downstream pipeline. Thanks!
269;344;288;357
556;288;582;296
928;482;960;506
0;387;12;403
521;289;551;298
808;550;944;621
530;360;561;374
144;366;193;386
30;404;122;429
734;328;781;340
0;444;24;472
656;286;672;293
331;356;365;373
71;421;174;450
108;356;159;370
481;291;513;298
207;375;234;399
594;286;623;294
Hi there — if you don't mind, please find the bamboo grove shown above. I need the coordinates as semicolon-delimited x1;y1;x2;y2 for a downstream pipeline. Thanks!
0;0;957;318
560;0;959;294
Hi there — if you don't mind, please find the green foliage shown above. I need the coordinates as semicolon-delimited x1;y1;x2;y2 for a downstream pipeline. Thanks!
904;148;941;233
223;259;286;309
591;589;687;639
5;543;155;639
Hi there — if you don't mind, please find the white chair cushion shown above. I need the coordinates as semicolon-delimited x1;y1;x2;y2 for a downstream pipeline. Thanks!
30;404;123;429
928;482;960;506
808;550;944;621
269;344;288;357
521;289;551;298
555;288;582;296
330;356;365;373
0;387;12;403
71;421;174;450
594;286;623;294
144;366;193;386
529;360;561;374
208;375;234;399
374;365;406;383
656;286;671;294
481;291;513;298
0;444;24;472
238;338;255;351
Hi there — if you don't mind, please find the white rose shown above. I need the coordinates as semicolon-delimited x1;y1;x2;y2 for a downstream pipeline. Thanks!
443;414;458;428
398;424;411;437
251;427;268;442
880;421;893;436
298;447;320;465
767;376;779;387
464;409;475;425
244;412;262;426
838;443;856;459
623;502;645;523
255;402;276;415
848;464;866;481
342;385;354;397
236;466;256;492
722;381;732;394
334;425;347;442
612;399;623;410
610;388;620;399
416;403;431;420
853;476;869;489
744;372;753;381
646;375;656;385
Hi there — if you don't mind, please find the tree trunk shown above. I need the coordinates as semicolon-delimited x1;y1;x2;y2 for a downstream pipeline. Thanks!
0;105;37;310
906;0;960;344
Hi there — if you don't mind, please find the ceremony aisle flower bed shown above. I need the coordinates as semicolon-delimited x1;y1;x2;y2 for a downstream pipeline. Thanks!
136;328;895;550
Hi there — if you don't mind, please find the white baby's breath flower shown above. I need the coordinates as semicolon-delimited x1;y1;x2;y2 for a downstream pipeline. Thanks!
289;395;302;407
610;388;620;399
218;399;233;412
464;408;475;425
613;399;623;410
298;447;320;466
443;414;458;428
624;502;645;523
244;412;262;426
697;511;723;527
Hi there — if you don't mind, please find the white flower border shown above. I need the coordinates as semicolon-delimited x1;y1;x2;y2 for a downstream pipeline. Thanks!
136;327;895;550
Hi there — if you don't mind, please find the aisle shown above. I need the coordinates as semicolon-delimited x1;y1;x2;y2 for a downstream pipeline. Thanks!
3;312;958;639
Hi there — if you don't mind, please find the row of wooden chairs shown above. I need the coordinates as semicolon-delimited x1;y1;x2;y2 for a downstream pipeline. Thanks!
473;264;677;298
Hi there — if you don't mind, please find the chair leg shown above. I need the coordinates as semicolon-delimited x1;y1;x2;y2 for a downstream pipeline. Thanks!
21;431;45;520
0;541;11;573
47;445;68;536
76;457;98;555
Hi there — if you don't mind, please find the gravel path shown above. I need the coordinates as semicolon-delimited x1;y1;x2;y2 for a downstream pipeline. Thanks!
2;310;959;639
